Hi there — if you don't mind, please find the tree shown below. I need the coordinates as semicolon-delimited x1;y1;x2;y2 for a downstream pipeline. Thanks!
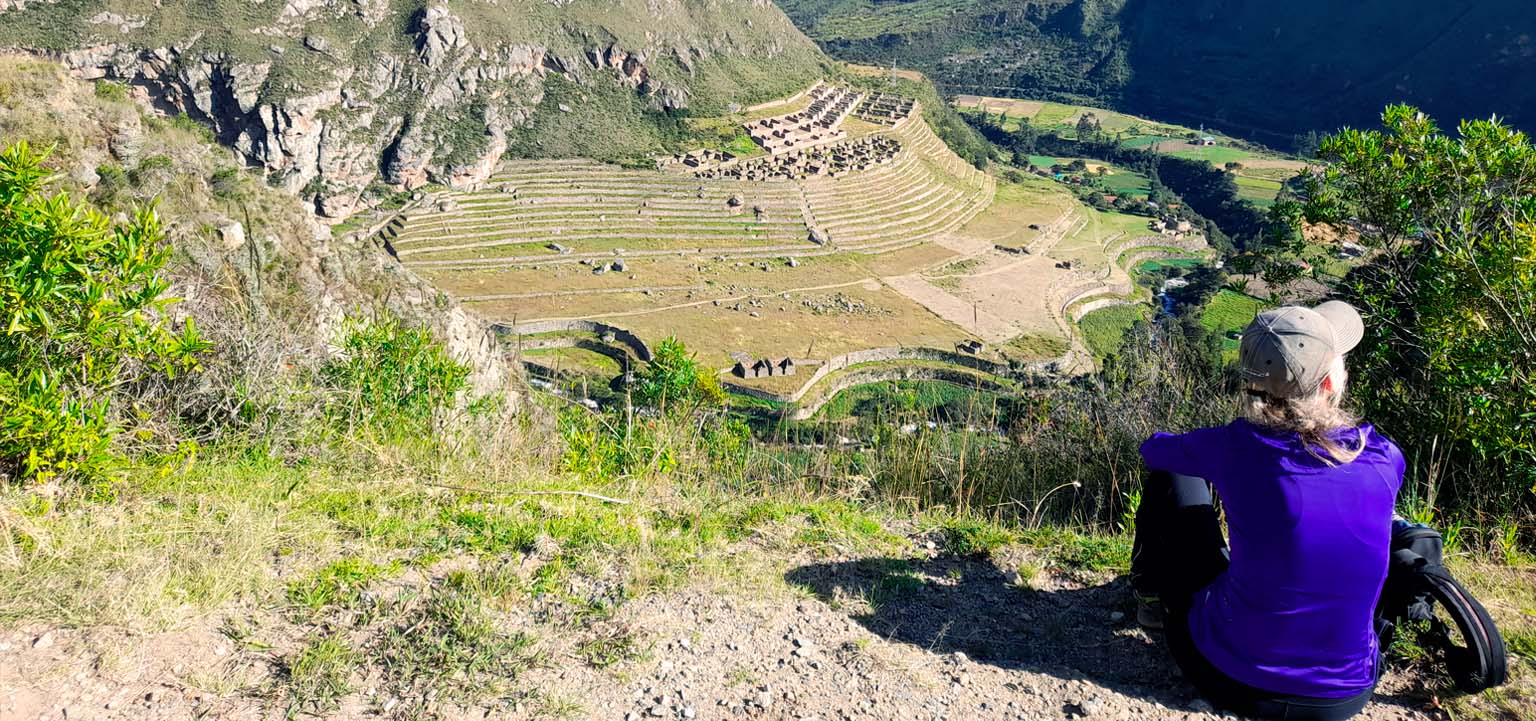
1075;113;1101;142
1298;105;1536;516
632;337;724;410
1;142;207;484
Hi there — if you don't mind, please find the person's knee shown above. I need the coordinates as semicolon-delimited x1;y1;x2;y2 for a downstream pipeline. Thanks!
1169;473;1213;508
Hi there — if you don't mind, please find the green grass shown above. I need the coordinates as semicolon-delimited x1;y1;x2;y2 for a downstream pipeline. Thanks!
1137;258;1204;273
1166;145;1259;166
1028;155;1073;169
817;379;1009;421
1120;135;1183;149
523;347;625;379
286;558;392;612
371;575;542;714
1234;175;1284;206
1097;168;1152;198
287;634;358;714
1202;290;1269;350
1077;304;1149;359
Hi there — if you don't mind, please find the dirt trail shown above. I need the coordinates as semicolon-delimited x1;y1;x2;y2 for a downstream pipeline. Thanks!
1;544;1448;721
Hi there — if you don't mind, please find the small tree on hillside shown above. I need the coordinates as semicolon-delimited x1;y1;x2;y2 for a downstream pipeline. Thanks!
632;337;725;411
0;142;208;484
1295;105;1536;516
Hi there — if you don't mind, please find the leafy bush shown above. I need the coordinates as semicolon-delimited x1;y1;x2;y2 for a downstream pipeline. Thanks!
320;316;472;436
90;163;129;205
208;166;243;200
631;336;725;410
0;142;207;484
92;80;128;103
1295;105;1536;518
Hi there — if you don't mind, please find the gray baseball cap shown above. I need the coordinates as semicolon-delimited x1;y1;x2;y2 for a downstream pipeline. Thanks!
1238;301;1364;399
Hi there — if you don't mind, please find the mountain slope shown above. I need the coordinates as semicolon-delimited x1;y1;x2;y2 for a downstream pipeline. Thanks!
0;0;826;216
777;0;1536;144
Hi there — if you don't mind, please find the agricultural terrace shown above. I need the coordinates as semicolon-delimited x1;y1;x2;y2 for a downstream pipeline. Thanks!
954;95;1309;206
388;82;1207;407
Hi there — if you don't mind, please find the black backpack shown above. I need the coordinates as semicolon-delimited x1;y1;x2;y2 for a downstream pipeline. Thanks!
1376;521;1508;693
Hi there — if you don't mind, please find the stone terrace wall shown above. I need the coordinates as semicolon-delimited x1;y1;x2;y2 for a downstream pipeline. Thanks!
497;320;653;362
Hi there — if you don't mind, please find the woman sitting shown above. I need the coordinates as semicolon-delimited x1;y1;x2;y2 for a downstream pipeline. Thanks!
1131;301;1404;721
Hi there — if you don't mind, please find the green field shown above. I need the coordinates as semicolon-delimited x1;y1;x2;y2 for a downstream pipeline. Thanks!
1166;145;1263;167
1201;290;1269;349
1077;304;1149;359
1137;258;1204;273
1028;155;1072;169
522;346;624;378
1098;169;1152;198
1234;175;1285;207
1120;135;1183;149
817;379;1009;422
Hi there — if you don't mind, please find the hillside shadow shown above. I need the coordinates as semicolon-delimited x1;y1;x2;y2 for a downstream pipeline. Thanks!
785;554;1431;716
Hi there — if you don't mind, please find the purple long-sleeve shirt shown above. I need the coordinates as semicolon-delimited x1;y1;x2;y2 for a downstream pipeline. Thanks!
1140;418;1405;698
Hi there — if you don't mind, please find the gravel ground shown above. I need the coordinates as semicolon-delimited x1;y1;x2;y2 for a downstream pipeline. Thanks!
0;548;1456;721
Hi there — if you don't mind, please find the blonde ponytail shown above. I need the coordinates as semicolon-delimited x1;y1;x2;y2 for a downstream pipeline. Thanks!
1242;356;1366;466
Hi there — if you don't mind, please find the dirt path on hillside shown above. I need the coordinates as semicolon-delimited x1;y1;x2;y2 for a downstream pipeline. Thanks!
2;543;1456;721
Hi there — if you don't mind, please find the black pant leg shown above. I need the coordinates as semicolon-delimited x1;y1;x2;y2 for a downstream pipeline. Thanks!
1129;469;1174;595
1131;469;1227;603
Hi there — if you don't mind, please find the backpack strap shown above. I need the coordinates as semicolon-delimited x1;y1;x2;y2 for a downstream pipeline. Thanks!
1414;563;1508;692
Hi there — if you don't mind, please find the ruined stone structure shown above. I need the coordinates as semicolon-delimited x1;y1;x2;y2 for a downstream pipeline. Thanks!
664;148;737;169
697;135;901;182
744;82;863;155
854;93;915;125
734;357;798;379
498;319;653;363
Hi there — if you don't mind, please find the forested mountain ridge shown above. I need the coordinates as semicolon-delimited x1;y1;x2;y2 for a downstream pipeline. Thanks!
776;0;1536;145
0;0;826;216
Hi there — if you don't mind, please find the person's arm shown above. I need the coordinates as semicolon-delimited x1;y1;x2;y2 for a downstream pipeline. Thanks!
1139;424;1232;481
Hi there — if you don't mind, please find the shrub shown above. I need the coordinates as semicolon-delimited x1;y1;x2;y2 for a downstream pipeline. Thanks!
90;163;129;205
1295;105;1536;518
320;316;471;436
0;142;207;484
631;336;724;410
92;80;128;103
208;166;243;200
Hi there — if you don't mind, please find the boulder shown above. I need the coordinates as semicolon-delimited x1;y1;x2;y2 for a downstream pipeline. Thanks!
216;221;247;250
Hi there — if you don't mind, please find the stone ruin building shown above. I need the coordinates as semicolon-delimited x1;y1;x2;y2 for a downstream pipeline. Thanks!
697;134;902;182
744;82;863;156
733;357;798;379
854;93;915;125
662;147;737;170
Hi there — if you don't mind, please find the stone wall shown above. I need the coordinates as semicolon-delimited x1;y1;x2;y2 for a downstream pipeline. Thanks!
1071;297;1137;322
498;319;653;362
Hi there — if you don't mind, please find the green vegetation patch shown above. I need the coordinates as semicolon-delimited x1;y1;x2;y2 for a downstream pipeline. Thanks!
1201;289;1268;344
818;380;1010;422
1078;304;1149;359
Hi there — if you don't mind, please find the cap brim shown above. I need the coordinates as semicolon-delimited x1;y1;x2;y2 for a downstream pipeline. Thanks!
1314;300;1364;354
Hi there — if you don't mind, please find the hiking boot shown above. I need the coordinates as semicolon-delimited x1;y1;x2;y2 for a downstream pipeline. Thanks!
1136;592;1165;630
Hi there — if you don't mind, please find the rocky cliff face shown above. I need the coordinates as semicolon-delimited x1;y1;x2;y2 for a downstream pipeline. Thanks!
2;0;824;218
0;55;515;399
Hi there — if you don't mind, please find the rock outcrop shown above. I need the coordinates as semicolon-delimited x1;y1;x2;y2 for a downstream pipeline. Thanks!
2;0;824;218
